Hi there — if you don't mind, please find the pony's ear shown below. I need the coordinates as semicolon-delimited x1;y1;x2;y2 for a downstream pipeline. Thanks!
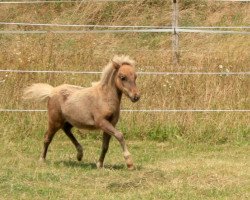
112;60;120;69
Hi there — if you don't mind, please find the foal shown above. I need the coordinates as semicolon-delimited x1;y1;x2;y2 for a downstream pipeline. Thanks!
23;55;140;169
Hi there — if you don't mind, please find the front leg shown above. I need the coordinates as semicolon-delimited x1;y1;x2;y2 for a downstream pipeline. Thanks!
97;132;111;168
96;119;134;169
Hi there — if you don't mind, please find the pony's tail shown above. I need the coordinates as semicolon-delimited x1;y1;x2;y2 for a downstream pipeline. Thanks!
23;83;54;102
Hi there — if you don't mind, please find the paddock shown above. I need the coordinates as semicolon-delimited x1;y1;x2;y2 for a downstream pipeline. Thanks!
0;1;249;199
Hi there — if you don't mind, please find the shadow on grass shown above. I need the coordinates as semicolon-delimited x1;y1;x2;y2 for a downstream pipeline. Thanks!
54;160;97;169
53;160;135;170
104;164;126;170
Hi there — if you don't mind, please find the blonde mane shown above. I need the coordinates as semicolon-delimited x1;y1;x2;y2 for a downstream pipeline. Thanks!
98;55;135;86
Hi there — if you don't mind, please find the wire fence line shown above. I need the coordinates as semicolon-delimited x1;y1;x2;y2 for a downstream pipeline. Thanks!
0;0;249;3
0;22;168;29
0;109;249;112
177;29;249;34
0;29;249;34
1;22;250;30
216;0;250;2
0;0;129;4
180;26;250;29
0;29;171;34
0;69;249;75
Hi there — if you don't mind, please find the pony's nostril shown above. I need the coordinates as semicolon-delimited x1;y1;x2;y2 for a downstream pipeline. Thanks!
133;95;140;102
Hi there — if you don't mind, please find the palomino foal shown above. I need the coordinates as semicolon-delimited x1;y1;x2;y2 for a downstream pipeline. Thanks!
23;55;140;169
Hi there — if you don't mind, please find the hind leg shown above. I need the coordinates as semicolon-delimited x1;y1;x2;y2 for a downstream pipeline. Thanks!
63;122;83;161
40;97;63;162
39;124;60;162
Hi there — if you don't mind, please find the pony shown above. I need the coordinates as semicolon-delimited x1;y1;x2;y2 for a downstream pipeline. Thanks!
23;55;140;170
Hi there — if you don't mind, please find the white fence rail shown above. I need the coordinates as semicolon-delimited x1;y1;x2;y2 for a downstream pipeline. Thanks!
0;29;249;34
0;0;129;4
0;109;249;113
0;69;249;75
1;22;250;30
0;0;249;3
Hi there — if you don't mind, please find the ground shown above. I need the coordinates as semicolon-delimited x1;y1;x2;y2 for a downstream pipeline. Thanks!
0;132;249;200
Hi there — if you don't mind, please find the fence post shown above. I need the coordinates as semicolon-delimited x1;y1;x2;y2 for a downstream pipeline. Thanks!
172;0;179;67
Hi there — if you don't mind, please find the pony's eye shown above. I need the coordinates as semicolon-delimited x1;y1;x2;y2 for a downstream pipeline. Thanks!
120;76;127;81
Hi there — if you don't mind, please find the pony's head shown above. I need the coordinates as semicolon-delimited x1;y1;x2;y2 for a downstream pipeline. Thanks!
112;55;140;102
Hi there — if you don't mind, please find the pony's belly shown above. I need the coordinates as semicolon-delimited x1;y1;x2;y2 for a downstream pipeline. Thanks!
62;107;96;129
64;114;96;129
69;121;97;130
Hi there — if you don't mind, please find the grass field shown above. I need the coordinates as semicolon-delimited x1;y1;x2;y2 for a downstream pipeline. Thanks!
0;113;249;199
0;1;249;199
1;122;249;200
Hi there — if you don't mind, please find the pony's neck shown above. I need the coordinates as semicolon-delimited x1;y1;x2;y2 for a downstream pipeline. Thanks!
99;63;123;102
103;74;122;102
99;67;118;95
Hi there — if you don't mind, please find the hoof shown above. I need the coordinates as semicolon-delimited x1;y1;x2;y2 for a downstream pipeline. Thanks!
125;155;134;170
77;152;83;161
96;161;103;169
39;157;46;164
127;164;135;170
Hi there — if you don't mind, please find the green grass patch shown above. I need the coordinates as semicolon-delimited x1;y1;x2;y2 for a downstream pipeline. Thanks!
0;135;249;199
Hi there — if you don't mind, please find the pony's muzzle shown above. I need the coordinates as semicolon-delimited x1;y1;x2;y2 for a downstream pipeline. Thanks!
131;93;140;102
